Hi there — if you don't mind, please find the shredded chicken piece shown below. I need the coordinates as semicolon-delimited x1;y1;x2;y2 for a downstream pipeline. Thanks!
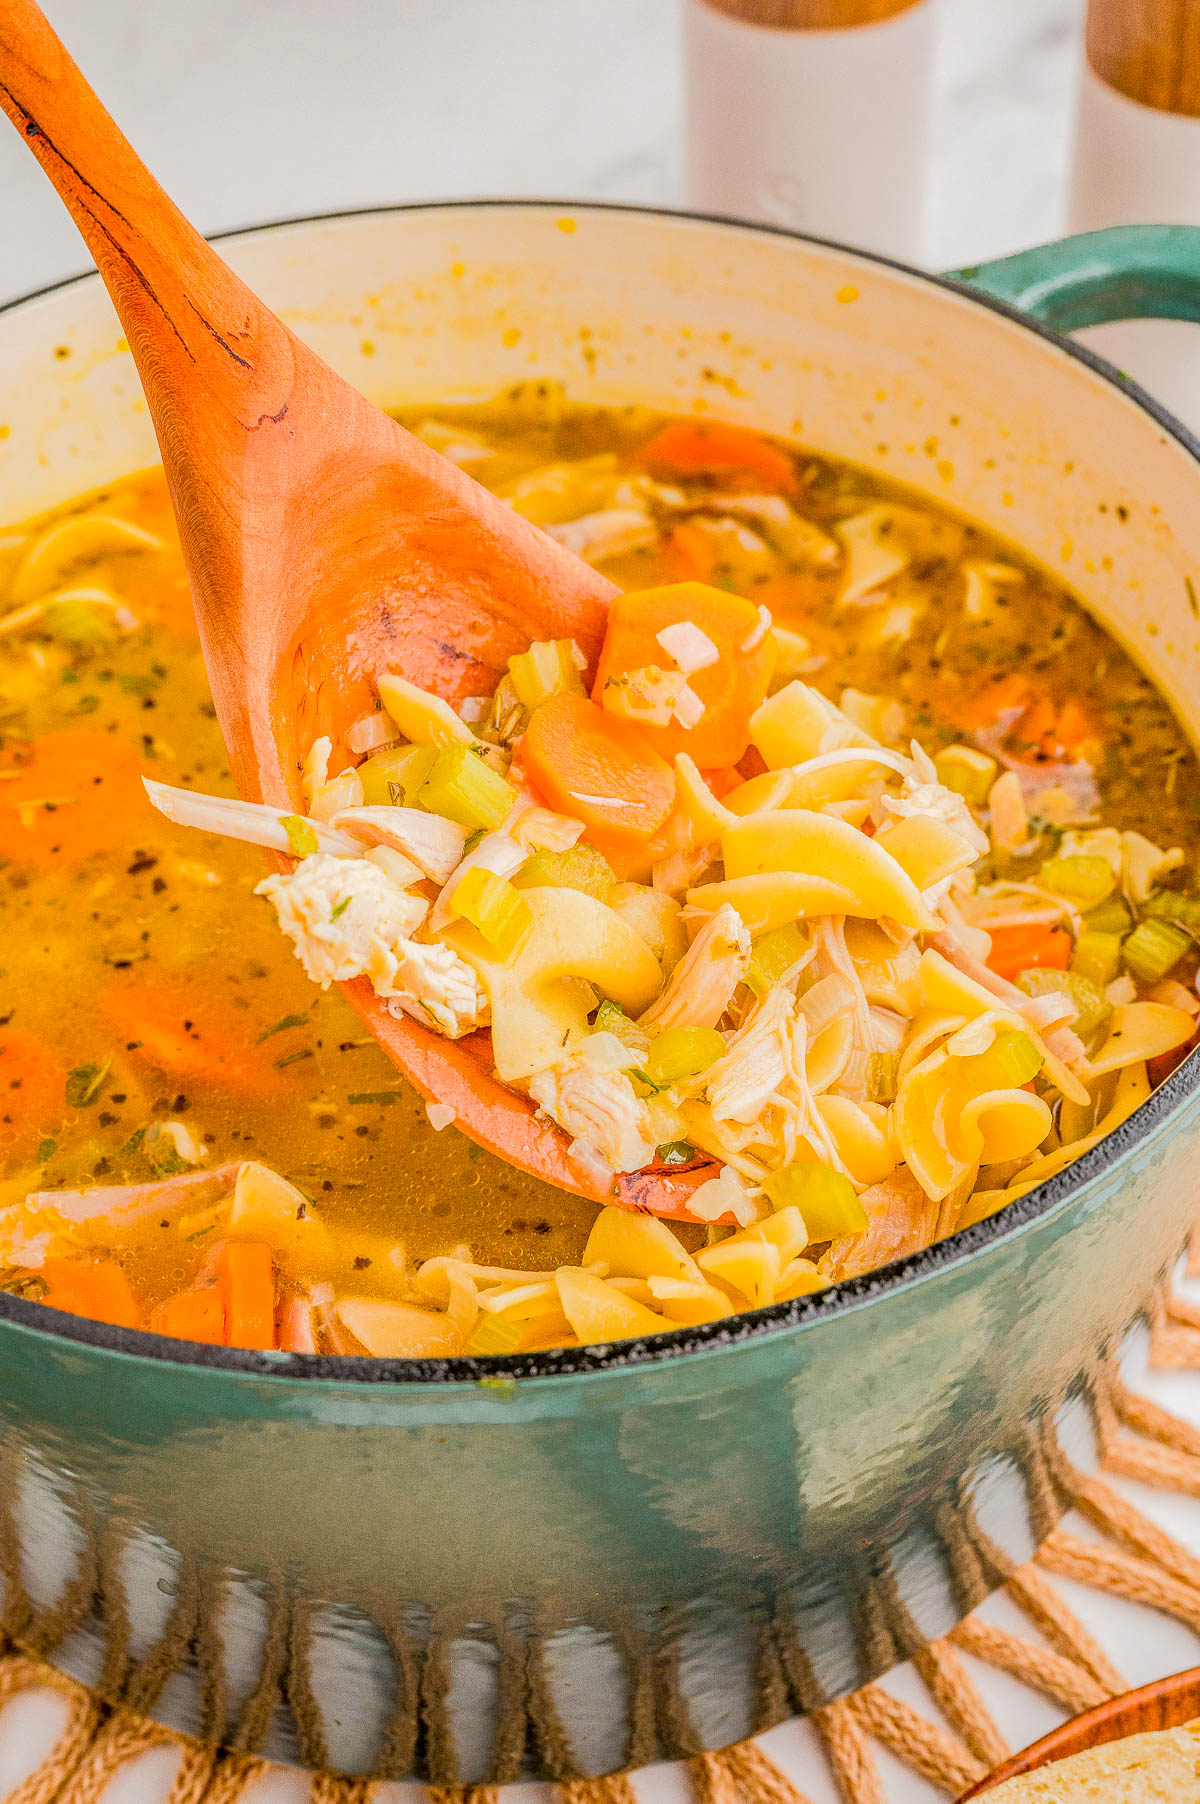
527;1063;656;1175
706;982;798;1125
819;1167;940;1282
639;903;751;1033
331;805;466;883
383;941;489;1039
987;770;1028;852
884;746;989;858
256;854;428;989
545;508;658;562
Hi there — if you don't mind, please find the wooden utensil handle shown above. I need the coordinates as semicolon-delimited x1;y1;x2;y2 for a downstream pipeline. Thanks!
1086;0;1200;116
695;0;923;24
0;0;292;427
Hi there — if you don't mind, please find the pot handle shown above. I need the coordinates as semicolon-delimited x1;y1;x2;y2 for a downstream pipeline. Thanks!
946;223;1200;332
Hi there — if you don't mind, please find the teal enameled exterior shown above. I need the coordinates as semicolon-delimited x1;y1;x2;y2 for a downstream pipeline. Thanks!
1;213;1199;1781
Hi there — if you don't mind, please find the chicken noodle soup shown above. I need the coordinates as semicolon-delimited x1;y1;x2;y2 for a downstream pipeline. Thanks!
1;391;1197;1356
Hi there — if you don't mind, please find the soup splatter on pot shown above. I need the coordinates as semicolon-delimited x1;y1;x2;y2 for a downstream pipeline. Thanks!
1;388;1197;1356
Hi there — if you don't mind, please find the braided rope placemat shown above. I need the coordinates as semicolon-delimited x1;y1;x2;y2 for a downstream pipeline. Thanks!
8;1243;1200;1804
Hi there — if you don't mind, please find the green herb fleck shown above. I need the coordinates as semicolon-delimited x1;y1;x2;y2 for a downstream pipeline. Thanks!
66;1057;112;1108
462;828;486;854
120;1126;146;1156
655;1139;697;1167
35;1138;56;1163
274;1048;314;1070
280;814;319;856
150;1148;188;1177
256;1013;310;1044
330;896;351;921
348;1090;400;1106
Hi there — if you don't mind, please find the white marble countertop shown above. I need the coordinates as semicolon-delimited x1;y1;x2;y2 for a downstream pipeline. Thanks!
1;0;1086;303
2;2;1199;1799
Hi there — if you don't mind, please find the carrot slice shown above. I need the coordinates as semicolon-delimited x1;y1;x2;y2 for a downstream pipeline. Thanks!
101;980;287;1097
151;1286;224;1345
986;924;1072;983
954;674;1030;733
634;421;796;491
0;1030;66;1157
591;582;776;767
40;1257;140;1329
0;730;147;866
217;1242;275;1350
665;521;718;583
521;690;675;849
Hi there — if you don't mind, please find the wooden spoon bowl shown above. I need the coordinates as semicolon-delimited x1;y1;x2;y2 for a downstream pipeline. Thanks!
961;1664;1200;1796
0;0;705;1210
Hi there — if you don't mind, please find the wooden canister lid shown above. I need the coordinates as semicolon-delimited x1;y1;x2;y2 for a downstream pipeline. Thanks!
694;0;924;26
1086;0;1200;116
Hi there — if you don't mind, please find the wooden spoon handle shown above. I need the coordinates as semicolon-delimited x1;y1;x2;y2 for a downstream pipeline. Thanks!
0;0;294;432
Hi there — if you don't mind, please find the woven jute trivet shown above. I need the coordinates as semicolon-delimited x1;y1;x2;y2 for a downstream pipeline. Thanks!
9;1241;1200;1804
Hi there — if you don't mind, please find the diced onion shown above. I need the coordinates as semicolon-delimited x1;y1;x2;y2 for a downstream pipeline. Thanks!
144;778;363;857
425;1103;458;1131
739;604;773;653
345;713;398;755
657;620;720;673
672;682;705;729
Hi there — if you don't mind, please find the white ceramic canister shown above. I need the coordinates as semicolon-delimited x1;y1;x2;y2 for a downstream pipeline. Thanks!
684;0;934;263
1070;0;1200;434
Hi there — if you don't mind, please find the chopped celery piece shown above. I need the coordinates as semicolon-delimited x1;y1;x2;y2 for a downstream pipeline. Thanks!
418;745;515;830
359;744;437;807
644;1026;726;1087
1123;917;1191;982
451;867;531;960
513;844;615;900
1016;968;1111;1040
507;638;585;711
762;1162;866;1240
973;1025;1044;1088
746;923;809;997
933;744;996;805
42;596;118;643
1071;929;1123;990
1145;889;1200;931
1083;895;1132;935
593;999;651;1056
656;1139;698;1167
280;814;318;857
1038;854;1117;906
865;1052;899;1104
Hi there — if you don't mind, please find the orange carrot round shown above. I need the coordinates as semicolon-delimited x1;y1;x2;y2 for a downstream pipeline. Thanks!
986;923;1072;983
40;1257;140;1330
0;1029;66;1157
520;690;675;849
665;521;718;583
217;1241;276;1350
150;1286;224;1345
634;420;797;491
0;730;147;865
591;581;776;767
101;980;287;1097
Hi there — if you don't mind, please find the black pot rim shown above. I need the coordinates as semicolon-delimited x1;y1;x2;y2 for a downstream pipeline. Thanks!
3;196;1197;1385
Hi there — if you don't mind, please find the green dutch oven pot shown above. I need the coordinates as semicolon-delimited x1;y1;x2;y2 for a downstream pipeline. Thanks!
2;206;1200;1783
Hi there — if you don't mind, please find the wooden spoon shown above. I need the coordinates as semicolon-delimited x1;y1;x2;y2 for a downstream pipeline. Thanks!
0;0;707;1214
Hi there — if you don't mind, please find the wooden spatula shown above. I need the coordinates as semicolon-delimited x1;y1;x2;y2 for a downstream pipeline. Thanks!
0;0;707;1212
